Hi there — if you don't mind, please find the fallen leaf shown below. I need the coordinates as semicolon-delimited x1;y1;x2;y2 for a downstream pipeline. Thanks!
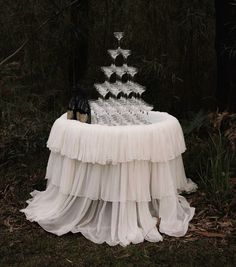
182;237;199;242
196;231;226;238
65;258;73;264
115;253;131;259
218;221;233;228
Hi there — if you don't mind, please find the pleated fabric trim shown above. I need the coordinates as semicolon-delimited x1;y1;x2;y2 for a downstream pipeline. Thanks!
46;112;186;164
20;183;194;247
45;152;197;202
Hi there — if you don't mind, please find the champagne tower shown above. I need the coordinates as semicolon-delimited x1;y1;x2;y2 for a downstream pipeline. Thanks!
90;32;153;125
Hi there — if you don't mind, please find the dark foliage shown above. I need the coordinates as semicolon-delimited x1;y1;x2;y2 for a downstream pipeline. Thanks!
0;0;218;114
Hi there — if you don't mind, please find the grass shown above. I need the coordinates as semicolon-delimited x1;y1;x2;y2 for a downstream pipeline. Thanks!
1;232;235;267
198;132;233;209
182;110;236;211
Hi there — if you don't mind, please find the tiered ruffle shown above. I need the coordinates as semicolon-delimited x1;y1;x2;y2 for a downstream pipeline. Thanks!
46;152;197;201
20;111;197;246
47;112;186;164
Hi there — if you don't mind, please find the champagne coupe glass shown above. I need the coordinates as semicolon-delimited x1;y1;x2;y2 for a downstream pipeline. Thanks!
98;98;111;125
90;100;106;124
116;66;126;81
132;82;146;97
108;49;120;64
120;83;129;99
114;32;124;47
120;49;131;63
94;83;109;98
123;63;128;70
122;113;132;125
136;98;153;120
129;97;151;125
106;103;119;125
129;101;142;124
89;100;98;123
126;80;135;97
109;82;122;97
127;66;138;81
114;80;123;98
113;98;124;117
97;98;107;114
101;66;114;81
137;84;146;96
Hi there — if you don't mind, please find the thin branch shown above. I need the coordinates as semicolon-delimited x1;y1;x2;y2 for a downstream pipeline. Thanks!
0;40;28;67
0;0;80;68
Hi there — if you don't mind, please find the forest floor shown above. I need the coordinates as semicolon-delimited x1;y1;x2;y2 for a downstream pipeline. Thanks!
0;150;236;267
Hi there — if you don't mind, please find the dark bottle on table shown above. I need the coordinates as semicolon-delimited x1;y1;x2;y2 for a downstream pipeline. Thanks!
67;97;76;120
67;86;91;123
75;96;91;123
67;85;91;123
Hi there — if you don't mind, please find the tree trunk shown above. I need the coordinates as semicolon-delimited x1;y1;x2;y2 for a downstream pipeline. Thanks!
215;0;236;112
69;0;89;93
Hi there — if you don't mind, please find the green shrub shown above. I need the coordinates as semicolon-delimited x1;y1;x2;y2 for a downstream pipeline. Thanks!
198;131;234;209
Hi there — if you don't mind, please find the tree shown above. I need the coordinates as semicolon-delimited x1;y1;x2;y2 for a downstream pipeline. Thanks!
69;0;89;92
215;0;236;112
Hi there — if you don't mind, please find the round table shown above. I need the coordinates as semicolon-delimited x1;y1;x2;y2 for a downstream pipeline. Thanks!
20;111;197;246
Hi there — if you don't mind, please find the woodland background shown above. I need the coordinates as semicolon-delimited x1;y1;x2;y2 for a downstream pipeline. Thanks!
0;1;236;266
1;0;236;114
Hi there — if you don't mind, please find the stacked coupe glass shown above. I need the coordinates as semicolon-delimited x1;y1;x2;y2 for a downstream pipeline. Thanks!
90;32;153;126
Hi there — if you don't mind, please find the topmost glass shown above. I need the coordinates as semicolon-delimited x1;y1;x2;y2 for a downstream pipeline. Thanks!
114;32;124;41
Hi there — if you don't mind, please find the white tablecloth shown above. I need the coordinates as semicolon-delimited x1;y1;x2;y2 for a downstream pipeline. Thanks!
20;111;197;246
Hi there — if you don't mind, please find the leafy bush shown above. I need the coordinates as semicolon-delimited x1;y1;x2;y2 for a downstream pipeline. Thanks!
198;132;234;209
183;110;236;209
0;62;66;166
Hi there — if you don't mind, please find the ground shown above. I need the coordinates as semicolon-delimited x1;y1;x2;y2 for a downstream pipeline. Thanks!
0;151;236;267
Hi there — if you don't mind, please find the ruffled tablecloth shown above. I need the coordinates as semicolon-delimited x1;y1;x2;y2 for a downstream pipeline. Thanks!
20;111;197;246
